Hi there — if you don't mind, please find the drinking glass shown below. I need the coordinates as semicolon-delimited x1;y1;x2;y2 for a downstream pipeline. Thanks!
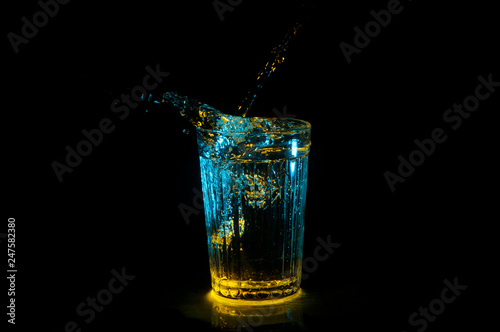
197;118;311;300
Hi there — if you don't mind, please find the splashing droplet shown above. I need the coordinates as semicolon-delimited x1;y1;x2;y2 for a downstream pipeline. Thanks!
237;21;303;117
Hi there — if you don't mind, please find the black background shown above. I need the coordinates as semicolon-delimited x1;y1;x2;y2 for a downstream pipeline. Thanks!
3;0;498;331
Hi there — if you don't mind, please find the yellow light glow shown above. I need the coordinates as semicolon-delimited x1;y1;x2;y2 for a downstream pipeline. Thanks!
206;288;303;307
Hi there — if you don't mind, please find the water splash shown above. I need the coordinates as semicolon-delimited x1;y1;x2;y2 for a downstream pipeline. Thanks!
144;20;303;121
145;91;306;135
141;3;318;302
237;22;302;117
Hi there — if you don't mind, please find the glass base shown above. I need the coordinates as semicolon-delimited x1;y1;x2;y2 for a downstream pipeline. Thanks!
208;288;304;330
211;276;300;300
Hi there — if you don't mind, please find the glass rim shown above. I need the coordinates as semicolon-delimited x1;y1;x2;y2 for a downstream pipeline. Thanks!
195;117;311;135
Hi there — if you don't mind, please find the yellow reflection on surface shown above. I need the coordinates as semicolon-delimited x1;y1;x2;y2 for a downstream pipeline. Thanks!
170;286;353;331
207;289;305;330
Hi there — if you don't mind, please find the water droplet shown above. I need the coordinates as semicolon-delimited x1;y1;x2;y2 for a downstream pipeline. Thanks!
236;21;303;117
